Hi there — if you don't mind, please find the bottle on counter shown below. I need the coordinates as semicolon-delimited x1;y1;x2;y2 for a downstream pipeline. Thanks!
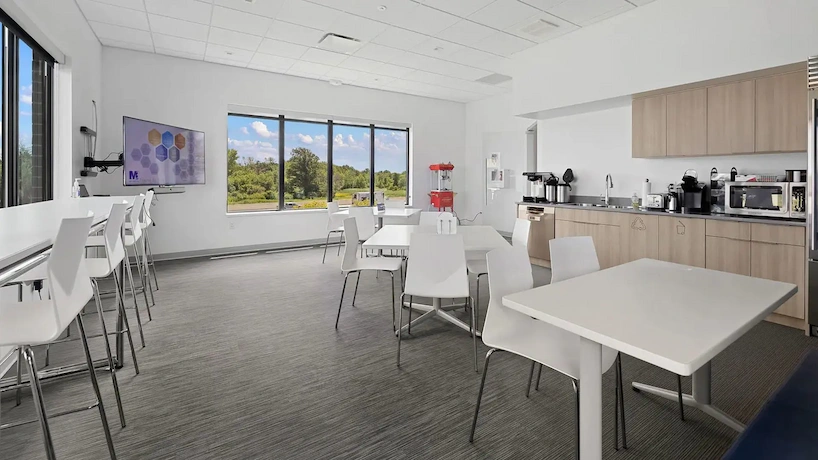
632;192;640;210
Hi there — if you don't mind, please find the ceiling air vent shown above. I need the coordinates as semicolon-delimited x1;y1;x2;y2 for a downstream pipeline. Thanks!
476;73;512;85
516;18;559;39
809;56;818;89
318;33;362;54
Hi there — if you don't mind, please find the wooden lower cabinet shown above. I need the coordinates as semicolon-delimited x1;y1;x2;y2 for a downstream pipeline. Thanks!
555;220;621;269
750;241;805;319
705;236;751;276
658;216;706;268
619;213;659;264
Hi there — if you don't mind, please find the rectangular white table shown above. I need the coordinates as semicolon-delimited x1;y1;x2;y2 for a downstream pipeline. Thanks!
364;225;509;335
333;207;420;229
503;259;797;460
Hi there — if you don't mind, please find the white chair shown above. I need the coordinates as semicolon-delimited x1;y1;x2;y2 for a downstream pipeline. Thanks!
322;201;344;263
466;218;531;331
335;218;403;331
397;232;478;371
437;212;457;234
418;211;442;226
349;206;377;257
131;189;159;291
381;200;406;226
468;245;623;458
405;210;421;226
0;215;117;460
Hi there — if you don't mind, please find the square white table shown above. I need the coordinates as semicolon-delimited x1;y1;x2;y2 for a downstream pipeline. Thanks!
502;259;797;460
364;225;509;335
333;207;420;229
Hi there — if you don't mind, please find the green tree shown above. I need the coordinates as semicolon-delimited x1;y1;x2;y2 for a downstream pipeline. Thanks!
285;147;322;199
227;148;239;176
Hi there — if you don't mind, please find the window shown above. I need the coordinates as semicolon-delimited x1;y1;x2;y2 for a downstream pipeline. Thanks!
0;10;54;207
227;113;409;213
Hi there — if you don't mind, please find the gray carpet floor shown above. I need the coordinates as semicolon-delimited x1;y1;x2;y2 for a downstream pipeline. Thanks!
2;246;817;459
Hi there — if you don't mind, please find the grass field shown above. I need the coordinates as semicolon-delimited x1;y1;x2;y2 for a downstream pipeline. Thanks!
227;190;407;213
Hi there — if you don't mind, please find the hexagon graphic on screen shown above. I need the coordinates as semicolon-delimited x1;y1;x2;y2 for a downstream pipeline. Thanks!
140;143;151;157
188;135;195;154
156;145;168;161
162;131;174;148
188;165;194;175
180;171;189;181
149;163;159;175
175;134;186;150
130;148;142;161
179;158;188;170
174;164;182;176
169;146;180;162
148;129;161;146
140;156;152;168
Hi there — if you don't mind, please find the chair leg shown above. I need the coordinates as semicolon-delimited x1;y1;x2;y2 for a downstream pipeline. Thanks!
145;231;159;290
407;295;413;335
322;231;331;264
16;346;23;406
475;274;484;331
573;379;580;460
615;354;620;451
335;272;351;329
23;346;57;460
352;271;361;307
390;272;396;332
469;348;498;443
113;271;140;374
337;231;343;256
130;244;152;315
525;361;536;398
92;279;126;428
397;293;405;368
677;374;685;421
141;240;156;307
120;264;146;348
618;354;628;449
535;364;543;391
75;315;118;460
470;297;478;373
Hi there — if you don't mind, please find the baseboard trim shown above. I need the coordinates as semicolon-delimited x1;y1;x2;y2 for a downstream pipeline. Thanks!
153;238;335;263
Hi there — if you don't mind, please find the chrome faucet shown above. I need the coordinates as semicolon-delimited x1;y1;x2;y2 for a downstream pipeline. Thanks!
604;174;614;205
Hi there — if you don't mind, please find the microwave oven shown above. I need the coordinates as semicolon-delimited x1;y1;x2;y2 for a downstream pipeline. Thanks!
724;182;792;218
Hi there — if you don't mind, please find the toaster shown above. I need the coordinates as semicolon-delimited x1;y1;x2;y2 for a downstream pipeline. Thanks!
644;193;666;210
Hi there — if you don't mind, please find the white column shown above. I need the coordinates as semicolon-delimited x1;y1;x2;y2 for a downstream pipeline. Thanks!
579;337;603;460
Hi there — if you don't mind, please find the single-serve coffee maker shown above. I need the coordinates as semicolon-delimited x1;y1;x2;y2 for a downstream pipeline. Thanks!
676;169;711;214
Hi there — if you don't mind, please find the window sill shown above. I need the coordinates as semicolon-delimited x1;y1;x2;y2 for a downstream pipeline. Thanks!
226;208;327;217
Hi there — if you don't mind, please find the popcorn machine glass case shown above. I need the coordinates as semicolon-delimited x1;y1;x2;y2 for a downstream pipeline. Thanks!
430;163;454;211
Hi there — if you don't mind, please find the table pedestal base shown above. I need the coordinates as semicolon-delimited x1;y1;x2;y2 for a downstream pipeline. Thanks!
395;298;480;337
632;362;745;432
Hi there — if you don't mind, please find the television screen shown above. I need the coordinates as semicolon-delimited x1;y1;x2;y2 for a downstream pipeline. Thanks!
123;116;205;186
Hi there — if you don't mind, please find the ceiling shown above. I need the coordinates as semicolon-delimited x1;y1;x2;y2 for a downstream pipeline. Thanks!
76;0;656;103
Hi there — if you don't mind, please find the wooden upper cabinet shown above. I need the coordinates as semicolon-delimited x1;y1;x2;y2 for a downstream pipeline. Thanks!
632;95;667;158
707;80;755;155
667;88;707;156
755;71;808;152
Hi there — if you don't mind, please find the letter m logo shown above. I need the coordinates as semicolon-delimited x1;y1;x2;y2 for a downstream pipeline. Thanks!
129;171;139;180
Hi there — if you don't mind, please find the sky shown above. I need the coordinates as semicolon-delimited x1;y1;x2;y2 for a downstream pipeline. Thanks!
227;115;408;173
19;41;33;148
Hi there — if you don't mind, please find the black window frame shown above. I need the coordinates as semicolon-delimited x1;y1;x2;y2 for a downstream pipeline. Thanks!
227;112;410;213
0;8;55;208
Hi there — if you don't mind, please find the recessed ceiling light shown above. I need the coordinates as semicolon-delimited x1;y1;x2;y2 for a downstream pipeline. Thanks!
225;51;234;56
433;46;444;52
377;5;387;11
329;79;343;86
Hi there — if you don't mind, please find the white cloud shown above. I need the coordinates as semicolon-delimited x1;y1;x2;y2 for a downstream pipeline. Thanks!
228;138;278;162
347;134;354;144
297;133;313;144
20;85;32;105
251;121;278;139
240;127;249;135
333;134;348;147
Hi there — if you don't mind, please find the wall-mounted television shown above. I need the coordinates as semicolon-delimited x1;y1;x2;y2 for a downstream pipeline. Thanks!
123;116;205;186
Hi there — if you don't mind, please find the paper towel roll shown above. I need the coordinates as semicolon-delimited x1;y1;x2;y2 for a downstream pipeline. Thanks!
642;180;651;205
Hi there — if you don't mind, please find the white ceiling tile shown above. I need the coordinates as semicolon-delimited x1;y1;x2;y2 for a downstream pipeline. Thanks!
326;67;361;81
206;43;254;62
628;0;655;5
425;58;491;80
213;0;285;18
475;54;512;73
78;0;150;30
413;37;463;58
371;27;428;51
469;0;540;30
371;62;413;78
88;0;145;11
266;21;325;46
276;0;340;30
247;64;288;74
144;0;213;25
249;52;296;70
205;56;250;67
507;11;578;42
519;0;567;11
300;48;348;66
208;27;263;51
211;5;272;36
91;21;153;46
418;0;495;17
435;20;494;46
328;12;389;42
257;38;308;58
475;31;536;56
392;51;439;68
338;56;383;73
446;47;496;68
338;0;420;24
546;0;631;25
153;33;207;54
580;3;634;26
354;43;402;63
99;37;154;52
288;60;333;75
148;14;210;41
389;4;459;36
156;47;205;60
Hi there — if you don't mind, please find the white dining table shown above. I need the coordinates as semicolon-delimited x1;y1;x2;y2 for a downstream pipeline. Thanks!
364;225;509;335
333;207;420;229
502;258;797;460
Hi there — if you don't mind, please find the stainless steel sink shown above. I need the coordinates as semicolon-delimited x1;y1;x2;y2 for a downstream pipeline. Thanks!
567;203;633;210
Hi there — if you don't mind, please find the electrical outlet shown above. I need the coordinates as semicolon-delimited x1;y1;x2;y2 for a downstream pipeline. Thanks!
229;222;235;230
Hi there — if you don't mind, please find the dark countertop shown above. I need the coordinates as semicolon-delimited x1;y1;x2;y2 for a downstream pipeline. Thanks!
516;201;807;227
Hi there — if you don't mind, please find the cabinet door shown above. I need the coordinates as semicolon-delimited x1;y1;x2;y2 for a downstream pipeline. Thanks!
555;220;620;269
658;216;706;268
755;71;808;152
620;213;659;263
518;205;527;219
667;88;707;157
707;80;755;155
705;236;751;276
751;242;805;319
632;95;667;158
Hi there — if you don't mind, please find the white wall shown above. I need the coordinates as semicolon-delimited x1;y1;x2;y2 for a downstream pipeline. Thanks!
537;103;807;199
512;0;818;116
94;48;465;257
